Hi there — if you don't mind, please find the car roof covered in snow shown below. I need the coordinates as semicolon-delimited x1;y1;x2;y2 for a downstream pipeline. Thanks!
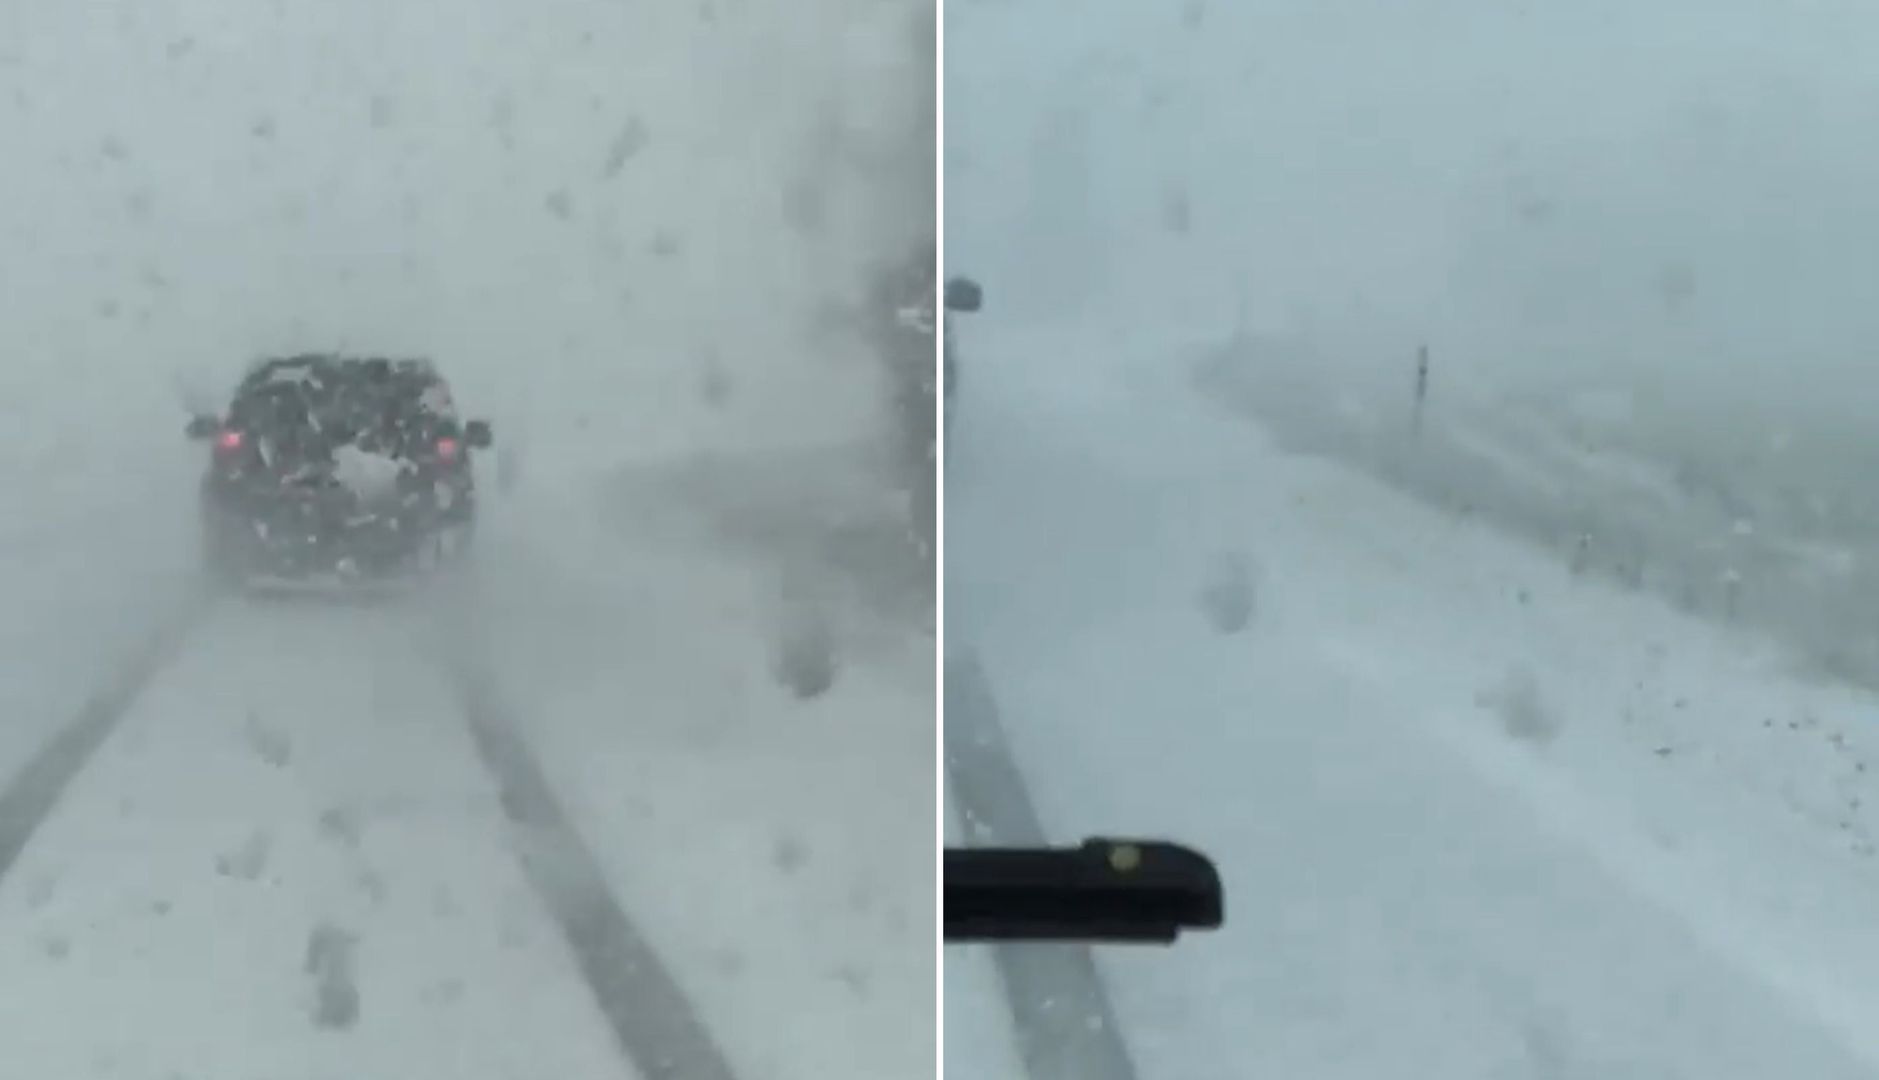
237;354;439;389
226;355;457;431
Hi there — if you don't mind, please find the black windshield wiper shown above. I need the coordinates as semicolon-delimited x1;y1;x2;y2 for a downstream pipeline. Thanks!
945;839;1223;944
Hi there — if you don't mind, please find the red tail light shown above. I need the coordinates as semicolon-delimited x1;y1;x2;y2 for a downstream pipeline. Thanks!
435;437;460;461
216;430;244;451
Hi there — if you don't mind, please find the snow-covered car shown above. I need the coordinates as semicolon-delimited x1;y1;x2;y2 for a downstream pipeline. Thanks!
185;354;493;589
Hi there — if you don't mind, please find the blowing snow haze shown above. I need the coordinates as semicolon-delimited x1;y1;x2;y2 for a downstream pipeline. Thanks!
0;2;936;1078
950;0;1879;445
3;0;931;471
0;0;935;626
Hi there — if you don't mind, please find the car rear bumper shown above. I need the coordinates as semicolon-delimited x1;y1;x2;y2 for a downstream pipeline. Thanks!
202;498;471;584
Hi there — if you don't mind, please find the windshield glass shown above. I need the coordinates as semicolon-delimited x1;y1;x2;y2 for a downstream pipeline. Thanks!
0;3;935;1077
945;3;1879;1077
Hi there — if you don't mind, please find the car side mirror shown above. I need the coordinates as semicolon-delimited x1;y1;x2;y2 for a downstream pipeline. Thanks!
944;276;983;313
185;415;220;440
464;420;493;449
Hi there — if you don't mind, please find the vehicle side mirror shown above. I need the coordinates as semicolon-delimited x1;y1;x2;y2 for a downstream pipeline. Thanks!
944;276;983;313
464;420;493;449
185;415;220;440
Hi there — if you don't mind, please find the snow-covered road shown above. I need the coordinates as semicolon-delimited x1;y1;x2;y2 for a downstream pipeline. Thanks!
0;466;934;1080
943;319;1879;1080
0;599;638;1080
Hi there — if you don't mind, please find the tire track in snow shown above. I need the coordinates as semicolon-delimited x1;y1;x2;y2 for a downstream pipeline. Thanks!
945;647;1138;1080
440;632;741;1080
0;593;212;882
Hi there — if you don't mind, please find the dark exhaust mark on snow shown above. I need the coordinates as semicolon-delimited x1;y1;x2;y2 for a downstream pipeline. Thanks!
244;712;293;768
318;806;363;848
601;116;650;179
1479;666;1560;747
443;643;741;1080
1197;550;1256;634
774;623;837;698
0;598;210;885
306;922;361;1030
357;868;389;906
215;829;273;881
773;578;838;698
945;649;1139;1080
